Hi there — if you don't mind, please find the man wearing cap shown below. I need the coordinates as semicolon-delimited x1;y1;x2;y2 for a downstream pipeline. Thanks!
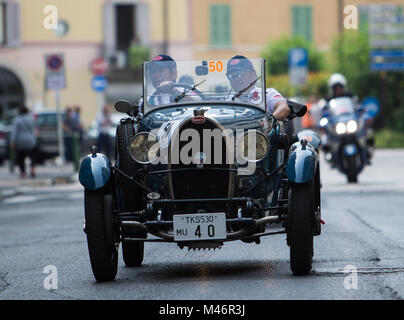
226;55;290;120
147;54;200;105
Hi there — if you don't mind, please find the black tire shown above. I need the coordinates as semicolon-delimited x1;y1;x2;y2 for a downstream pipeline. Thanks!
347;157;358;183
116;121;141;211
122;240;144;267
288;182;314;275
84;189;118;282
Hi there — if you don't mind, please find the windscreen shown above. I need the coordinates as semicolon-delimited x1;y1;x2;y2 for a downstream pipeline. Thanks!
143;58;266;114
328;97;356;116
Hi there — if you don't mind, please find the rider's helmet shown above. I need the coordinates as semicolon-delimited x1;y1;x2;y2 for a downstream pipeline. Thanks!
328;73;347;95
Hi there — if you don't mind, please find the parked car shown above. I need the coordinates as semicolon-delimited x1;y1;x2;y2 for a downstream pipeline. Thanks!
0;115;14;165
33;110;65;163
79;58;322;282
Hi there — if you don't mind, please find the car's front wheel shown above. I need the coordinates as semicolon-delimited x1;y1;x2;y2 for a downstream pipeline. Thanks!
288;182;314;275
84;189;118;282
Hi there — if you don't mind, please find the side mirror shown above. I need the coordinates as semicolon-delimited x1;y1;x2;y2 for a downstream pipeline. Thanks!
287;100;307;119
115;100;132;114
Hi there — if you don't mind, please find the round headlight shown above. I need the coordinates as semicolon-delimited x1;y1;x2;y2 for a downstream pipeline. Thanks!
347;120;358;133
238;130;269;162
129;132;160;164
335;122;347;135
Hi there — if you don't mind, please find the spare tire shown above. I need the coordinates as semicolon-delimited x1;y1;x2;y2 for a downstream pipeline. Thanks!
116;121;142;211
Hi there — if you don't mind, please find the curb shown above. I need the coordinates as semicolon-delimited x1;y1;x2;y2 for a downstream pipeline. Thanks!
0;173;78;202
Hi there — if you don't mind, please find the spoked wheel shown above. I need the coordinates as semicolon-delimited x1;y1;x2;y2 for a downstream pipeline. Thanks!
84;190;119;282
288;182;314;275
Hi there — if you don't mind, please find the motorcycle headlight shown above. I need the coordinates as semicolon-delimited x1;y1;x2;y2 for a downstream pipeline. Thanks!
335;122;347;135
238;130;269;162
129;132;160;164
346;120;358;133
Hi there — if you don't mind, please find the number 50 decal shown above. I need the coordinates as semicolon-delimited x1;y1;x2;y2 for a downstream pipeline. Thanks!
209;61;223;72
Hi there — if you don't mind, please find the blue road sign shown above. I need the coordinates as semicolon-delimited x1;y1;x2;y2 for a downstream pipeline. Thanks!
370;62;404;71
371;50;404;58
288;48;308;68
362;96;380;118
91;75;108;92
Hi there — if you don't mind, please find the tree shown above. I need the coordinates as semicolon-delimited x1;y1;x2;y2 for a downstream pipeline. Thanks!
261;35;324;75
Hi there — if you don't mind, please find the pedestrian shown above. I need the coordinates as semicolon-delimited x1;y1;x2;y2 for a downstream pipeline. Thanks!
97;105;113;158
10;105;37;178
72;105;84;153
63;107;75;163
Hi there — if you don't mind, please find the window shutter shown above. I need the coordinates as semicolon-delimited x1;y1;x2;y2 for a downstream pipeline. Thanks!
136;3;149;46
210;4;231;46
291;5;312;42
6;1;21;47
103;2;116;55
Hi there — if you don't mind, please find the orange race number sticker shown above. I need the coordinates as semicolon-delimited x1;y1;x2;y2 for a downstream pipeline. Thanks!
209;61;223;72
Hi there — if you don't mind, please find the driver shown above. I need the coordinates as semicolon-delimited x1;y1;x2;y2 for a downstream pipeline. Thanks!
226;55;290;120
148;54;200;105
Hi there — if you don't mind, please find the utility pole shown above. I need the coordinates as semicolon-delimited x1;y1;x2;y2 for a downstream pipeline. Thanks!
338;0;344;69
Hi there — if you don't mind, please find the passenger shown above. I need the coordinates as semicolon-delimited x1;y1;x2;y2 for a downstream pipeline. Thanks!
226;55;290;120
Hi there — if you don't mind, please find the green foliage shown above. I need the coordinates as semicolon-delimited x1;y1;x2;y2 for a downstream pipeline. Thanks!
128;45;150;69
330;30;404;132
267;72;330;99
261;35;325;75
375;129;404;148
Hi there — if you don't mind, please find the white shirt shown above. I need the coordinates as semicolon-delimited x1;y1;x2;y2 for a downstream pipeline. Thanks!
228;87;286;113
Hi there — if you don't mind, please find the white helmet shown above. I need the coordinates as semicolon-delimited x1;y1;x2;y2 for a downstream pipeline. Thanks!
328;73;347;90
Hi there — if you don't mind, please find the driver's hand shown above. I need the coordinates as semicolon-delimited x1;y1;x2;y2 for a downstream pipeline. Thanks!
157;81;174;93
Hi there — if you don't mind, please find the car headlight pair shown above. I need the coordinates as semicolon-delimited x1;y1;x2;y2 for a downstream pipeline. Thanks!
335;120;358;135
129;130;269;164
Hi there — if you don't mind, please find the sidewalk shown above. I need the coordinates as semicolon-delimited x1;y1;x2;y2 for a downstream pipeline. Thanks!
0;161;79;201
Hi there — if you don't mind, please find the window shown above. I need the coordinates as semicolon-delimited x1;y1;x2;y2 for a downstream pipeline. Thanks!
0;1;20;47
210;4;231;47
291;5;312;42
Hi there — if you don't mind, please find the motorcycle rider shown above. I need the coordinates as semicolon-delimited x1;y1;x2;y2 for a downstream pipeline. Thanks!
325;73;356;102
226;55;290;120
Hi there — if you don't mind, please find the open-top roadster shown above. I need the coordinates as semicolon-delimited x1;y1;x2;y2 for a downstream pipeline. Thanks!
79;58;322;281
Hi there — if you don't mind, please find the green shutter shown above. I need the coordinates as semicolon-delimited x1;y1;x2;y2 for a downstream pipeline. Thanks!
291;5;312;42
210;4;231;46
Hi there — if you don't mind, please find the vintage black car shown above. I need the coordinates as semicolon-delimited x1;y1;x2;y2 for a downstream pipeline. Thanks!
79;58;322;282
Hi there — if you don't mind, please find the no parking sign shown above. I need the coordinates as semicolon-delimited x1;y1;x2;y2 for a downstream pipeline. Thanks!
45;54;66;90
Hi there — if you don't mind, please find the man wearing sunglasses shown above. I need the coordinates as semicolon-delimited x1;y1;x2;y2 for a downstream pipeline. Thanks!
226;55;290;120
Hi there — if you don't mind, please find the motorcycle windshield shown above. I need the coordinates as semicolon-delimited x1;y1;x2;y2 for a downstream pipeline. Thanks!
142;58;266;115
328;97;356;117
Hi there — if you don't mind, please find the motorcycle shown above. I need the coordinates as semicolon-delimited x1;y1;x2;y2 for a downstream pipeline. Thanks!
318;96;374;183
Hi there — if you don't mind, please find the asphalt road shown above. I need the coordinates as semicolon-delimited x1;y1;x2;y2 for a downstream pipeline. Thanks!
1;149;404;300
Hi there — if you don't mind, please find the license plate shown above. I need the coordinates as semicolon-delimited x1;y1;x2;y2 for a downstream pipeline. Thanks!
173;213;226;241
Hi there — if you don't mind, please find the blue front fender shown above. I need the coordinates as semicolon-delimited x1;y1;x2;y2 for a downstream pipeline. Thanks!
79;153;111;190
286;142;318;183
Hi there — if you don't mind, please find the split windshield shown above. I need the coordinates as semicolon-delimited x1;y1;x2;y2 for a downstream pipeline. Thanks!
143;58;266;115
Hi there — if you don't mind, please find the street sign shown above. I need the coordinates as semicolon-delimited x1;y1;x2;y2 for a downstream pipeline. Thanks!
367;4;404;71
288;48;308;86
91;75;108;92
362;97;380;118
91;57;108;75
45;54;66;90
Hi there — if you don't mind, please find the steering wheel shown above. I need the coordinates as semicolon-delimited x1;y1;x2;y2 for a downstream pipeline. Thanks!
153;83;205;102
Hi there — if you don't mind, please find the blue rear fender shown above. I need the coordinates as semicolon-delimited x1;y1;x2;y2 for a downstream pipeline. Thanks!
286;141;318;183
79;153;111;190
